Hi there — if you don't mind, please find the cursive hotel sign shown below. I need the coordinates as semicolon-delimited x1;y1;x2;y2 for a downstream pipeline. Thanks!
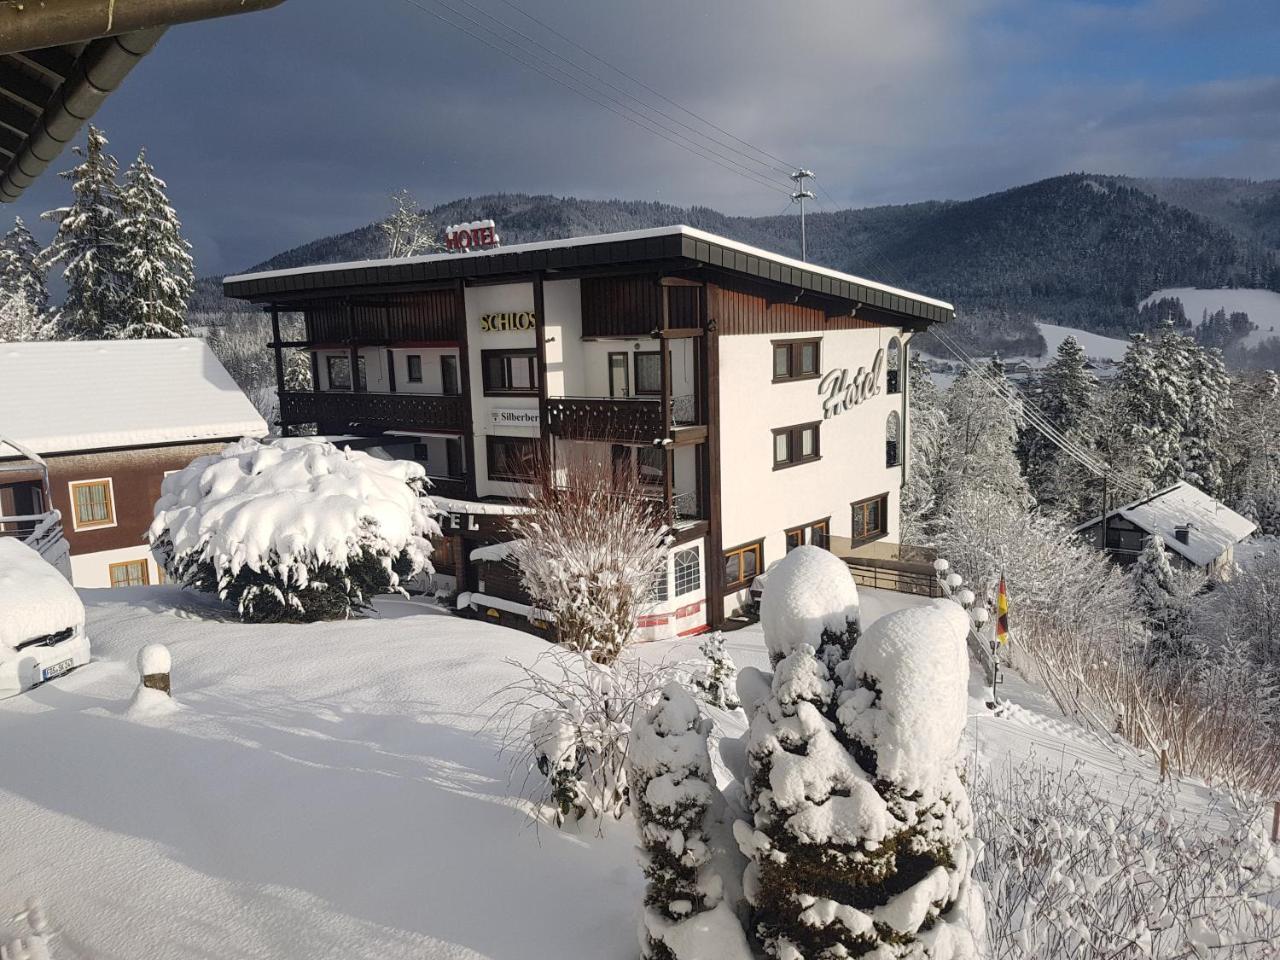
818;348;884;419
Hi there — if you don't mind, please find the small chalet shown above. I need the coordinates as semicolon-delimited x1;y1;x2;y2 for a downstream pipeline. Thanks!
0;339;267;587
1075;481;1256;575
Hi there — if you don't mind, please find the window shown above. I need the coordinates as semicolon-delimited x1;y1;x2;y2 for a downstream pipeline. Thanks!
674;547;701;596
772;422;821;469
326;354;366;391
886;411;901;467
608;352;630;398
636;446;665;487
482;349;537;395
648;568;669;603
109;558;149;588
487;435;540;482
852;494;889;545
441;355;460;395
430;537;457;574
406;354;423;383
724;541;763;591
69;478;115;530
887;337;902;394
785;518;831;553
635;351;662;395
772;339;821;382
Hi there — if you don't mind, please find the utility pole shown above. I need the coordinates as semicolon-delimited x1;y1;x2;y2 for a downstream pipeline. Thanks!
790;169;815;262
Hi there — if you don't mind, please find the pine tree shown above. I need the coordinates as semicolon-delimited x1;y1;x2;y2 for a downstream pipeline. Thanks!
1132;535;1191;658
0;217;49;315
937;362;1030;509
630;683;750;960
0;289;55;342
1109;332;1177;490
1180;342;1230;497
1021;335;1100;516
693;632;740;711
902;351;946;543
117;149;194;339
40;126;127;340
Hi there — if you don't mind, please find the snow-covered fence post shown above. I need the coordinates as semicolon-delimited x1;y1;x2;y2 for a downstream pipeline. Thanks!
138;643;171;696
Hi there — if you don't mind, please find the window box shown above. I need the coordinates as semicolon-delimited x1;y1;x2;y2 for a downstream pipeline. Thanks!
772;422;821;470
772;338;821;383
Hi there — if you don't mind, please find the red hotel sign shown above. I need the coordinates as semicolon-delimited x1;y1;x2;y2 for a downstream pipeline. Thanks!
445;220;500;252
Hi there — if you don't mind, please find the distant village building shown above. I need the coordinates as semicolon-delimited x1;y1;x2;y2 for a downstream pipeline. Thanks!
1074;481;1256;575
222;225;953;638
0;339;267;587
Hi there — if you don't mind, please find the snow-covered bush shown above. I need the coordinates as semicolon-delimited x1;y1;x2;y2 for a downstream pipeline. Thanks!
630;683;752;960
973;756;1280;959
759;545;861;669
494;649;683;827
508;454;668;665
1132;535;1195;658
150;438;440;623
736;601;982;959
692;631;740;711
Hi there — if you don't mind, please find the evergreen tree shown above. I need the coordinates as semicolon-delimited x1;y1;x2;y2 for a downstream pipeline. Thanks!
937;362;1030;509
1020;335;1100;516
693;632;741;711
40;126;127;340
118;149;194;338
1108;333;1177;491
1132;535;1192;658
1180;343;1231;497
901;351;945;543
0;290;55;342
0;217;49;315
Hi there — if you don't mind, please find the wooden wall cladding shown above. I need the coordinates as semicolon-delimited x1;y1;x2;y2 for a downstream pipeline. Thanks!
305;290;463;343
712;282;884;336
580;276;662;338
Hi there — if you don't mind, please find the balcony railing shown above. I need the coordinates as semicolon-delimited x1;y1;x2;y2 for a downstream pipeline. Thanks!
280;390;465;432
546;397;666;444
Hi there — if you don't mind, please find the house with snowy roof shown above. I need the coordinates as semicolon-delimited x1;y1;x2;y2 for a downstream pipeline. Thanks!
1074;481;1256;576
0;339;267;587
222;224;952;638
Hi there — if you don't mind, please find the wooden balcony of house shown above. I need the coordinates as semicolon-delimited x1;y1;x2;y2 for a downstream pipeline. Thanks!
280;390;466;432
546;395;703;444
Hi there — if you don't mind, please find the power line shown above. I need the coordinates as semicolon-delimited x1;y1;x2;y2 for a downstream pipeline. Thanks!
487;0;801;177
395;0;797;199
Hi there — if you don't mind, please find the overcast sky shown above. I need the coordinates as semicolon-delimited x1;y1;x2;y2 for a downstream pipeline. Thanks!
6;0;1279;276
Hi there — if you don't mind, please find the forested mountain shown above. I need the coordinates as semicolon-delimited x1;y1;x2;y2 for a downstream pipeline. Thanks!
194;174;1280;354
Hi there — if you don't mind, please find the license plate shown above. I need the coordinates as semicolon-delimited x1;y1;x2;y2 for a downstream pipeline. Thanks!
41;659;73;681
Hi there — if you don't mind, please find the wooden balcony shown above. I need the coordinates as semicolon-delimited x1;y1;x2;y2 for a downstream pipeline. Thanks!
280;390;465;433
546;397;666;444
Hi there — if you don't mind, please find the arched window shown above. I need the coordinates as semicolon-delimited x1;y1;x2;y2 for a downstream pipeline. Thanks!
886;337;902;394
886;411;901;468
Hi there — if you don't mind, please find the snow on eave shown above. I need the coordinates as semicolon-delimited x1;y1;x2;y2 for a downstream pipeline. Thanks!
0;339;269;456
1074;481;1256;568
430;496;530;516
226;225;955;314
470;540;524;563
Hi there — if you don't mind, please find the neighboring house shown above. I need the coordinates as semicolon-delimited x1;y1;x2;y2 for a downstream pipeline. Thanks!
222;224;952;638
0;339;267;587
1074;481;1256;575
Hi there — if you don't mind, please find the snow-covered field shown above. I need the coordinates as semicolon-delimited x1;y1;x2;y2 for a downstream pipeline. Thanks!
0;585;1240;957
1032;322;1128;363
1143;287;1280;349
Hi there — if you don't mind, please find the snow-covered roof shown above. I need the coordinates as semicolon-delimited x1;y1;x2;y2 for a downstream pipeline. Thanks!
1076;481;1256;568
226;225;955;314
0;338;268;455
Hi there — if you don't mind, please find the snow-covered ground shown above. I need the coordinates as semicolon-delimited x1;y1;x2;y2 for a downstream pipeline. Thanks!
0;585;1234;957
1031;322;1128;364
1143;287;1280;349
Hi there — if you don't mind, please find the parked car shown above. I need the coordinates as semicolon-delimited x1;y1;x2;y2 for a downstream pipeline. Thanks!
0;539;90;698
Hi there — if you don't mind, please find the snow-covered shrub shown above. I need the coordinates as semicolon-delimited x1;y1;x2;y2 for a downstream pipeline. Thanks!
1132;535;1195;658
736;601;982;959
150;438;440;623
494;649;683;827
630;683;752;960
973;756;1280;959
692;632;740;711
508;454;668;665
759;545;861;669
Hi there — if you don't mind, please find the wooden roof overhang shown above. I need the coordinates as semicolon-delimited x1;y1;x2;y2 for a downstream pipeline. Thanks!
0;0;287;203
225;232;953;331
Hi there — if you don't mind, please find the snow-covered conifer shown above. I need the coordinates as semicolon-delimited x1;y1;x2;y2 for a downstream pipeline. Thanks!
1132;534;1192;657
630;683;751;960
901;350;945;543
937;362;1030;509
0;217;48;315
41;126;127;340
693;632;740;711
381;189;440;258
0;291;54;343
759;545;860;669
1021;335;1101;517
118;149;194;339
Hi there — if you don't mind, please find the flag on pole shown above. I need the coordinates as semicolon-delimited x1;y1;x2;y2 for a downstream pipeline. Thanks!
995;576;1010;644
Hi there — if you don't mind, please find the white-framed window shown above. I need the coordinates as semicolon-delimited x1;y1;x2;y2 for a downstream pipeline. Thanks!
68;477;116;531
673;546;701;596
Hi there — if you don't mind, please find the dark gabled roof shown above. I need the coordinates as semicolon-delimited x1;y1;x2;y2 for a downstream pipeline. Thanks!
0;1;287;203
223;225;955;326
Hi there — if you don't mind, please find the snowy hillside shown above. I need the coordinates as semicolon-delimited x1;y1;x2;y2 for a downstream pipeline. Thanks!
1033;322;1129;363
0;588;1270;957
1143;287;1280;348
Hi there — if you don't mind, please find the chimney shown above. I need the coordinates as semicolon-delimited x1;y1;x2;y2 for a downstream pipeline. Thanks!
1175;525;1191;545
